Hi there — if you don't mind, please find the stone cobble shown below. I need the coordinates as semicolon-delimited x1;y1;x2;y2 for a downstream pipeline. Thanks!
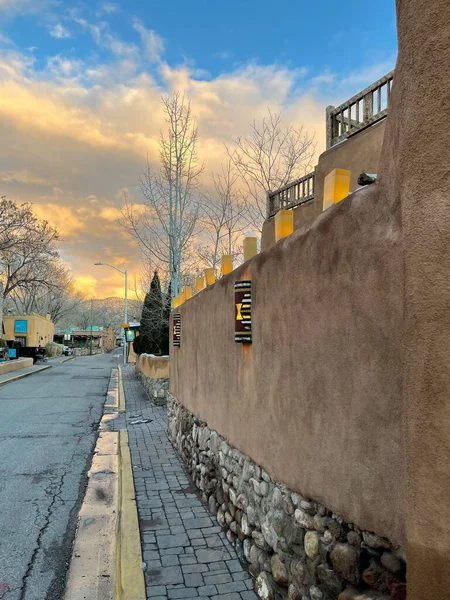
122;365;258;600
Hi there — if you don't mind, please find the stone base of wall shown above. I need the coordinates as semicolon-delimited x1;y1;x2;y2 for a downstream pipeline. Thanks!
137;371;169;405
72;348;106;356
167;394;407;600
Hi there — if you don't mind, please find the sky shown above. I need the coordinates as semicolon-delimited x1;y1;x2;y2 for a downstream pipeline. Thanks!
0;0;398;299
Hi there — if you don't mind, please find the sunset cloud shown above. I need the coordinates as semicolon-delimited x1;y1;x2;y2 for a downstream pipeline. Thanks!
0;15;394;297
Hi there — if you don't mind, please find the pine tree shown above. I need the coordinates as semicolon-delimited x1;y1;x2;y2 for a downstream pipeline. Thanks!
136;271;163;355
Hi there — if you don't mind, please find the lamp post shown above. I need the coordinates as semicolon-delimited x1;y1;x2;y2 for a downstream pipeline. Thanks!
94;262;128;367
89;298;93;356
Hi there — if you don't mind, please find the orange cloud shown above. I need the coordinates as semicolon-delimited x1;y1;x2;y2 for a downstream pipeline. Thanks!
0;43;393;298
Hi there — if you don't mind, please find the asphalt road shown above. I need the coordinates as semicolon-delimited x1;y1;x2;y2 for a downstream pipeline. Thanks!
0;351;121;600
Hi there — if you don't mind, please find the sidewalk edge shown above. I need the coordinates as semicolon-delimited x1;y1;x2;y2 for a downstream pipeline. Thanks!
0;364;52;387
116;429;146;600
118;367;126;413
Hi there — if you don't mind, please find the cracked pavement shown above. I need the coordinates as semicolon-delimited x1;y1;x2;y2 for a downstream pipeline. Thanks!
0;352;121;600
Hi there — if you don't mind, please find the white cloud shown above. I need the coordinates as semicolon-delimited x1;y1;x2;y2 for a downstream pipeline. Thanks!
0;32;14;45
0;0;54;16
74;16;138;59
73;17;105;46
132;18;164;63
101;2;119;13
49;23;71;39
46;54;84;78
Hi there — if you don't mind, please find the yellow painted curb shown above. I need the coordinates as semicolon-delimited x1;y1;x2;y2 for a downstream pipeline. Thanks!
0;364;52;387
118;367;126;413
116;430;146;600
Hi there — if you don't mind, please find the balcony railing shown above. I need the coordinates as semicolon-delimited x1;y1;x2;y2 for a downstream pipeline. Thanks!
267;171;315;218
326;70;394;149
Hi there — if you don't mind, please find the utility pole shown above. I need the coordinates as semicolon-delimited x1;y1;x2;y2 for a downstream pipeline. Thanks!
89;298;93;356
124;269;128;367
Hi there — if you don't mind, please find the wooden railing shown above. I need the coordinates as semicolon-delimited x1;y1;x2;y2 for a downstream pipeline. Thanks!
326;70;394;149
267;171;315;218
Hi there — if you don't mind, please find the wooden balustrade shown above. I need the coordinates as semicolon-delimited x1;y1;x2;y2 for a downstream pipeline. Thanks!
267;171;315;218
326;71;394;149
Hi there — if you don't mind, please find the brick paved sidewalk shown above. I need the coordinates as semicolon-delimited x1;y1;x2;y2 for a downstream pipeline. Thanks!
122;365;258;600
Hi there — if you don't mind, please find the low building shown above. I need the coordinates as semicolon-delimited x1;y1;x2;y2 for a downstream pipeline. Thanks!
54;326;116;354
3;313;55;348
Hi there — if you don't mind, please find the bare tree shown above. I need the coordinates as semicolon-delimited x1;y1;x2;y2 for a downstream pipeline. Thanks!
229;110;316;229
197;159;247;275
0;196;40;253
122;92;203;298
61;297;142;332
6;261;84;324
0;201;60;300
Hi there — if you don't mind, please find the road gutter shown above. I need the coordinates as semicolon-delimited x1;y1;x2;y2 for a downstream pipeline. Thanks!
116;430;146;600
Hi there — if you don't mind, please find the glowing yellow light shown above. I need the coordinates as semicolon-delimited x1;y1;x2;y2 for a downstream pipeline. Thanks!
323;168;351;211
173;295;180;308
243;237;258;262
195;277;205;293
204;268;215;286
221;255;233;276
183;286;193;300
178;292;185;305
275;210;294;242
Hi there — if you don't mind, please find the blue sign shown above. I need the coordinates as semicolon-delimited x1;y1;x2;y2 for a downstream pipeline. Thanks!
15;320;28;334
125;329;135;342
8;348;17;359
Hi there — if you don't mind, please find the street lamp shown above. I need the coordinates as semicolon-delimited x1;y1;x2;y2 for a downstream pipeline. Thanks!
94;262;128;367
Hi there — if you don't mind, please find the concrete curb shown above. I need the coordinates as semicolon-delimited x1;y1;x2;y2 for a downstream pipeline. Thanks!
0;364;52;387
61;356;75;363
116;430;146;600
118;367;126;413
64;368;120;600
64;427;119;600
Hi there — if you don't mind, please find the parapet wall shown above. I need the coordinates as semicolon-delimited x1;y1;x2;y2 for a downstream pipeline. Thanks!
261;120;387;253
136;354;170;404
170;181;404;546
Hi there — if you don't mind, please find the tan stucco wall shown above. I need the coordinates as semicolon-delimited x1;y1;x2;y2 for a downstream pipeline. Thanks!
0;357;33;375
261;120;386;252
3;314;55;347
171;181;404;545
136;354;170;379
172;0;450;592
105;327;115;351
128;340;138;364
379;0;450;596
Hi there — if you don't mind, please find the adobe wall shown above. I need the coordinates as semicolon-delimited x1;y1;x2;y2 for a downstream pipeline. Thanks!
170;1;450;596
261;120;386;252
136;354;170;404
171;180;404;547
136;354;170;379
379;0;450;596
3;314;55;347
0;357;33;375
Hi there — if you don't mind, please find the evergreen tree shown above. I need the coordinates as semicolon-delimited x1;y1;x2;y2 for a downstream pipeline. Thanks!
136;271;163;355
